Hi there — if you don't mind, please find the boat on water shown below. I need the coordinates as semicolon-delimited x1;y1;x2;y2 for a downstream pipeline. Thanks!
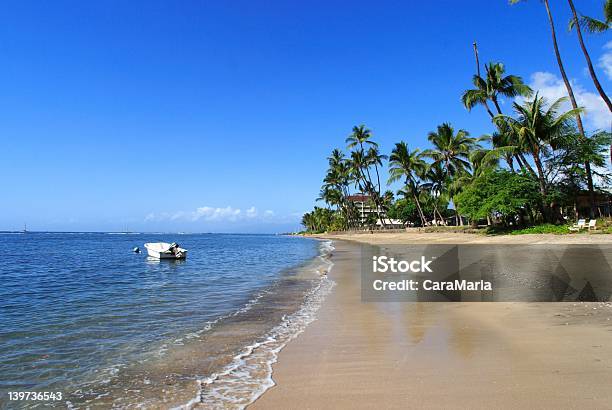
144;242;188;259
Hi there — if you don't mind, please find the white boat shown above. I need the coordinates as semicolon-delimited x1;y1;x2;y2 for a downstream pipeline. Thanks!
144;242;188;259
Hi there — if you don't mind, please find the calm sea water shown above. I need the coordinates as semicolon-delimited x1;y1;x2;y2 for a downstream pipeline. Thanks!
0;232;324;408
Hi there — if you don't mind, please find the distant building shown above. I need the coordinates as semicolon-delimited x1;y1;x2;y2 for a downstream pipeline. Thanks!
347;193;385;224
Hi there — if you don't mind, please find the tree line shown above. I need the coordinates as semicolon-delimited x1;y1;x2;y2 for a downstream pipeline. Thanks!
302;0;611;233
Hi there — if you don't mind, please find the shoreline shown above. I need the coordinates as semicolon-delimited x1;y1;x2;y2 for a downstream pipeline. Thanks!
309;230;612;244
250;234;612;409
183;239;335;409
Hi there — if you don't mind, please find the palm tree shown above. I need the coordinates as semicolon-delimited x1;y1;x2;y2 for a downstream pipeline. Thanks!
567;0;612;111
346;125;377;193
424;123;475;176
470;42;495;118
462;62;532;116
346;125;388;227
462;61;535;174
424;123;477;225
324;149;352;199
494;94;582;221
318;185;343;210
301;207;336;233
320;148;361;229
366;146;388;200
388;142;428;226
511;0;597;218
568;0;610;33
346;124;378;149
469;144;505;178
421;163;448;224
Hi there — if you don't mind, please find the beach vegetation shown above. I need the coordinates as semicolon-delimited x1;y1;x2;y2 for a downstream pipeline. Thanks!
302;1;612;235
454;170;541;226
506;224;571;235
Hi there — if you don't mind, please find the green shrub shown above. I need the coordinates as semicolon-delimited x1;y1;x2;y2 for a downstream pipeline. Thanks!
507;224;570;235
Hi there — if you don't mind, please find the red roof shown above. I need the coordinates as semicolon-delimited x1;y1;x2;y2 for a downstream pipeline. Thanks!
347;194;370;202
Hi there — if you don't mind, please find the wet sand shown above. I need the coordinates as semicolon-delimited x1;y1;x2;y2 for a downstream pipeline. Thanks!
251;237;612;409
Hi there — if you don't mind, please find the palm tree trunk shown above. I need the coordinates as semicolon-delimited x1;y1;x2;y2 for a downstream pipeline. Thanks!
407;179;427;227
358;166;385;228
473;42;495;118
517;153;537;177
567;0;612;112
514;154;526;171
506;156;515;172
373;162;387;228
412;193;427;227
491;96;503;115
436;207;445;224
432;196;445;224
453;199;462;226
532;150;550;222
431;201;441;225
543;0;596;219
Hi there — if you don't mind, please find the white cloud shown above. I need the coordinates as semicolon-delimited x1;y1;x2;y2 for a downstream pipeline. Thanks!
145;206;275;223
245;206;258;218
192;206;242;221
598;41;612;80
521;71;611;130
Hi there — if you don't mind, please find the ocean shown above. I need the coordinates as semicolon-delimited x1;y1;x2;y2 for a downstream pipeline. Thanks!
0;232;334;408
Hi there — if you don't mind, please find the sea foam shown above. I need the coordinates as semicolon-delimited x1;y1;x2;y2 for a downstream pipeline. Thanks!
176;240;335;409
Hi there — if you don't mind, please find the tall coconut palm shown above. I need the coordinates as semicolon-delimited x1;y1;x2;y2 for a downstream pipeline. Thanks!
494;94;582;221
346;125;377;196
462;60;535;175
423;123;477;225
366;145;388;201
348;148;386;227
324;149;352;199
321;149;359;228
462;62;533;116
511;0;597;218
346;124;378;149
349;149;368;193
567;0;612;111
424;123;476;176
388;142;428;226
346;125;388;227
470;42;495;118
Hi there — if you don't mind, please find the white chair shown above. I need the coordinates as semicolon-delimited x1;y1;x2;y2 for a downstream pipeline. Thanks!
569;219;586;232
588;219;598;231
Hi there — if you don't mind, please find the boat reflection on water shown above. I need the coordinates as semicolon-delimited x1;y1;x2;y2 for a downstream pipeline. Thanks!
145;256;187;266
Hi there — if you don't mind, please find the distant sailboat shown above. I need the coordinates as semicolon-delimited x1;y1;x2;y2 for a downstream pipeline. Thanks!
22;223;28;233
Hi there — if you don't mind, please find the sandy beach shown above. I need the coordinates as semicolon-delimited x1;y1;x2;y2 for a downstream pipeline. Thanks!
251;233;612;409
313;230;612;245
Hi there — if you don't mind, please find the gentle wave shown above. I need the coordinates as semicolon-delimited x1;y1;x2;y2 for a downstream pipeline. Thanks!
177;241;335;409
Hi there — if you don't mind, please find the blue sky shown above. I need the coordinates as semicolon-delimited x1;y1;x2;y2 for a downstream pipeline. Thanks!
1;0;610;232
